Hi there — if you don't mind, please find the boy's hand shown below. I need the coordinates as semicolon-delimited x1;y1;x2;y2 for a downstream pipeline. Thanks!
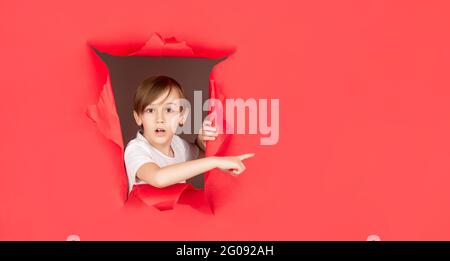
215;153;255;176
196;119;218;151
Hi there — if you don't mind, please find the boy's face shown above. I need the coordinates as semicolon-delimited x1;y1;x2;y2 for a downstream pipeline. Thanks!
133;89;186;146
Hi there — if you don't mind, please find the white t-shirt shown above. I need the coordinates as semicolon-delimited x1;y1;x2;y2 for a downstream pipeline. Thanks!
124;131;200;193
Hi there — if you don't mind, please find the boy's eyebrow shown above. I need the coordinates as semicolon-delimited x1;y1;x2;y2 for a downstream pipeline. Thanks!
146;102;179;108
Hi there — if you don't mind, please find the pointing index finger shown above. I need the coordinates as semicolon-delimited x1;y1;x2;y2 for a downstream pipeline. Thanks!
237;153;255;161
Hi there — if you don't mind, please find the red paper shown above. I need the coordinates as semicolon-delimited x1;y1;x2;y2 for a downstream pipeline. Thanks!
87;33;231;213
2;0;450;240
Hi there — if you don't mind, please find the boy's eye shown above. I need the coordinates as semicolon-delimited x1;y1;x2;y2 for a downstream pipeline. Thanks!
145;108;154;113
166;107;173;113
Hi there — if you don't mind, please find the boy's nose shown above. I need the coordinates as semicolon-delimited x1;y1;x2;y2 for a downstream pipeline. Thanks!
156;109;165;123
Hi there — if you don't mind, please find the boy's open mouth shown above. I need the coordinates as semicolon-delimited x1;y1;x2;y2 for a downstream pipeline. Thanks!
155;128;166;135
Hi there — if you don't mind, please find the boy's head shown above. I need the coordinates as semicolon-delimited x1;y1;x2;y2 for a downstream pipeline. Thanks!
133;75;188;146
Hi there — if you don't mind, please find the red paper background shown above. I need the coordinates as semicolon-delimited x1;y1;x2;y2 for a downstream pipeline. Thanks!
1;0;450;240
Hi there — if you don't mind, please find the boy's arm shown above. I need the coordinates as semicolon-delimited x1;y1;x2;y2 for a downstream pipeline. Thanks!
136;157;217;188
194;136;206;152
136;154;254;188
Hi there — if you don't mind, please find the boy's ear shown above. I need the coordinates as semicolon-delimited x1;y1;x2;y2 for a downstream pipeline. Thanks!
179;106;189;125
133;110;142;126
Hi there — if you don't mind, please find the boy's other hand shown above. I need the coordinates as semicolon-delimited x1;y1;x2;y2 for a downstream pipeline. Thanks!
196;119;218;151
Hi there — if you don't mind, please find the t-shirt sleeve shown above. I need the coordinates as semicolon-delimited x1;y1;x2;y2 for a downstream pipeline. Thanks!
124;142;155;193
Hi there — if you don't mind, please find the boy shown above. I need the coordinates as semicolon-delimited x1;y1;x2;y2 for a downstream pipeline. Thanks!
124;76;254;193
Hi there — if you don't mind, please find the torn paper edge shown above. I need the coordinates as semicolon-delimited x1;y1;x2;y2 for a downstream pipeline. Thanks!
86;33;233;214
